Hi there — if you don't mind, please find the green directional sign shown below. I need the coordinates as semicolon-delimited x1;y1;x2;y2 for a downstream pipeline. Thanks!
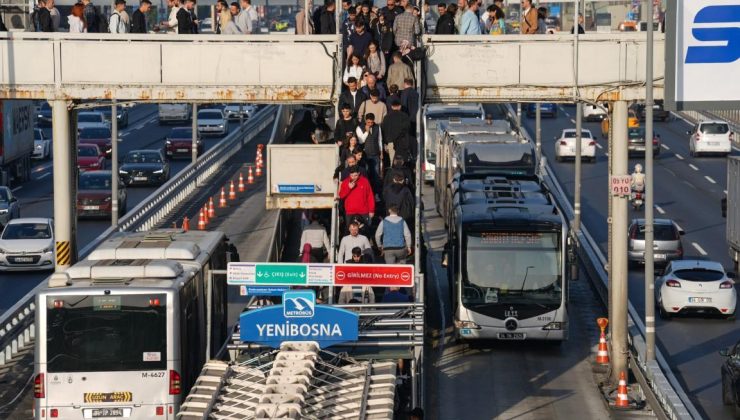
255;264;308;285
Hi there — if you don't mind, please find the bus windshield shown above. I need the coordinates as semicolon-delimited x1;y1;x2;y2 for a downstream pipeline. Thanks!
463;231;561;306
45;294;167;372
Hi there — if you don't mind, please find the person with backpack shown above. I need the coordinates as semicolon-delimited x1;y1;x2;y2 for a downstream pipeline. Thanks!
109;0;130;33
375;205;412;264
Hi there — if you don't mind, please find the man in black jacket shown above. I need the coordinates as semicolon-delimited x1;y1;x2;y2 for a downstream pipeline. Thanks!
400;78;419;134
130;0;151;33
177;0;197;34
382;99;412;163
33;0;54;32
338;77;367;116
435;3;456;34
335;104;358;143
319;0;336;34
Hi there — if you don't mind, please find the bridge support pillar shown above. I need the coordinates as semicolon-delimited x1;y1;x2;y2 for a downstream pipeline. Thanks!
609;100;629;383
51;100;78;271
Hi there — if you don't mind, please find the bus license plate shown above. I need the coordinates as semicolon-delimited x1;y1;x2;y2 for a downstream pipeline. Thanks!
689;297;712;303
708;142;719;146
498;333;526;340
91;408;124;417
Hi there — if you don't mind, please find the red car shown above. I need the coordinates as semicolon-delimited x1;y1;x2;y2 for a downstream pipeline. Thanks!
79;126;112;159
76;170;128;218
164;127;203;159
77;144;105;172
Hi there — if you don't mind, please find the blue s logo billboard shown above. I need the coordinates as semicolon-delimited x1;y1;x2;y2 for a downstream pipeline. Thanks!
685;5;740;64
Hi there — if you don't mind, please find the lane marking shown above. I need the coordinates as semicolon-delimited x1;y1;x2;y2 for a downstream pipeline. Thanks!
570;118;576;124
36;173;50;180
674;222;684;232
675;153;684;160
595;143;603;149
688;163;699;171
33;162;53;173
11;186;22;192
691;242;708;256
654;205;666;215
661;144;670;150
705;175;716;184
565;112;571;117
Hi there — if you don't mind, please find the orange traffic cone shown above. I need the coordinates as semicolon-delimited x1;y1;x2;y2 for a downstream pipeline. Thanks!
247;166;255;184
238;173;245;192
256;164;262;177
615;371;630;408
182;216;190;232
219;188;227;208
202;204;210;224
229;181;237;200
197;210;206;230
208;197;216;219
596;331;610;365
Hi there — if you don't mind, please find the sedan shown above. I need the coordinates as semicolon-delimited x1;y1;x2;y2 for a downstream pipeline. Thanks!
36;102;52;127
77;111;110;130
33;128;52;160
0;186;21;228
95;105;130;128
656;260;737;319
554;128;596;162
628;218;683;267
223;104;257;120
721;339;740;415
688;120;733;157
119;149;170;186
164;127;204;159
627;126;661;156
526;103;557;118
631;100;670;122
79;126;113;159
77;171;127;218
0;218;55;271
196;109;228;136
77;144;105;172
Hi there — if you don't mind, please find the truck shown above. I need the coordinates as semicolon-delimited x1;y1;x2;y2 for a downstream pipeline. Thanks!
158;103;191;124
0;100;34;186
725;157;740;270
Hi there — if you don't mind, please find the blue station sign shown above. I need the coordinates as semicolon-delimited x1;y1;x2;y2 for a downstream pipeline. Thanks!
239;290;359;348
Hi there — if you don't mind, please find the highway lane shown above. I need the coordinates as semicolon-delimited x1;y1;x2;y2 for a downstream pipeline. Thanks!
520;104;738;420
0;104;247;314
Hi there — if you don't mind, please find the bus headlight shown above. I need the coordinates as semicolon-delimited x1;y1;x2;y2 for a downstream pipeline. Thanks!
454;320;481;330
542;322;563;330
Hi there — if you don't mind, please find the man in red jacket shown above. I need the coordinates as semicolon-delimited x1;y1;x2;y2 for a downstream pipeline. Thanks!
338;165;375;229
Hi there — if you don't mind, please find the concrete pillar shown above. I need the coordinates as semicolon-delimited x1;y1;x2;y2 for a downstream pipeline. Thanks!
51;100;77;271
609;100;629;383
192;103;199;163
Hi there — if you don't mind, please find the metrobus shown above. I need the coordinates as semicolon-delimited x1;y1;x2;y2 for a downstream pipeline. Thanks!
34;230;229;420
445;179;574;342
421;103;485;183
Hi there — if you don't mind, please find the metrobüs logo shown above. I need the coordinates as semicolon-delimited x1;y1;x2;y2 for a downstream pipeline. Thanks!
685;5;740;64
283;290;315;318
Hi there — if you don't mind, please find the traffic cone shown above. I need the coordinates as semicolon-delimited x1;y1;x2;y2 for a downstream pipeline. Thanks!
238;173;245;192
256;164;262;177
596;331;610;365
219;188;227;208
208;197;215;219
615;371;630;408
247;166;255;184
182;216;190;232
202;204;210;224
229;181;236;200
197;210;206;230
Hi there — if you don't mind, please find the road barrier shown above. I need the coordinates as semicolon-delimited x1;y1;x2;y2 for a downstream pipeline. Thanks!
0;105;280;370
506;104;699;420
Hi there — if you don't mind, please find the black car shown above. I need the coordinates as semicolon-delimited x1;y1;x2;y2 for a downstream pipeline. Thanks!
95;106;130;128
36;102;52;127
630;100;670;122
721;339;740;415
118;149;170;186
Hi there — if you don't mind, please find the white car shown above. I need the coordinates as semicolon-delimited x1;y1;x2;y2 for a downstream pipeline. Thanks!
32;128;51;160
688;120;733;157
77;111;110;131
583;103;607;122
0;218;55;271
554;128;596;162
223;104;257;120
656;260;737;320
196;109;228;136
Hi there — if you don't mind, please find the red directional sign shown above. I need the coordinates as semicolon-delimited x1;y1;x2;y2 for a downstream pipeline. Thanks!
333;264;414;287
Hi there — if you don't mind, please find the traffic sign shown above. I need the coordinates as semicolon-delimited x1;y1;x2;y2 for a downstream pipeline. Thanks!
609;175;632;197
227;262;414;287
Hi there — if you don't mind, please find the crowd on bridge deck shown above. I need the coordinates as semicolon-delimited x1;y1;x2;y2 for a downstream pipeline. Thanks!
7;0;592;35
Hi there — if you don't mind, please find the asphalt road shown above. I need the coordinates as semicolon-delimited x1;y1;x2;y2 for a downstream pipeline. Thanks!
520;104;739;420
0;104;246;314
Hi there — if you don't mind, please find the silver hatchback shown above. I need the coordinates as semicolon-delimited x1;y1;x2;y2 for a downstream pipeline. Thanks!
628;218;684;267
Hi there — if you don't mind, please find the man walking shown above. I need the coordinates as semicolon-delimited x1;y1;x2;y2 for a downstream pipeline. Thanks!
338;166;375;230
393;3;421;47
460;0;480;34
176;0;197;34
131;0;151;33
375;205;412;264
82;0;100;32
356;113;383;193
386;52;413;94
520;0;537;34
337;221;373;263
109;0;130;33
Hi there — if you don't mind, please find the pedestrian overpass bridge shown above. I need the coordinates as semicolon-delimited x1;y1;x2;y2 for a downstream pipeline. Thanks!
0;32;664;103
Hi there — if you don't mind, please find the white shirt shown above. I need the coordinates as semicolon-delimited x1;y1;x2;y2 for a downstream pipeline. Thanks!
67;15;86;33
356;124;383;150
337;234;372;263
167;5;181;33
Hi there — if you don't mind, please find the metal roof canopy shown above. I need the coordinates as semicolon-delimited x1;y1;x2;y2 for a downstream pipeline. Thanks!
178;341;397;420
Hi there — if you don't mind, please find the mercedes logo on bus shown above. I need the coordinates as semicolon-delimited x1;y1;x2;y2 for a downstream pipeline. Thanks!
504;318;518;331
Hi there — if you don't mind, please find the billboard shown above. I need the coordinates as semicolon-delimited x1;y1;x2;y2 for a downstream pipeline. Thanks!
265;144;338;209
666;0;740;110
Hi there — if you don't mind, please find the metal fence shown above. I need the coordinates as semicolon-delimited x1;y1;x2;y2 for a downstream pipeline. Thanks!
0;105;279;370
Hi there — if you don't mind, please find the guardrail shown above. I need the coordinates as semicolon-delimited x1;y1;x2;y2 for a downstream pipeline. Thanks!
506;104;699;420
0;105;280;369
